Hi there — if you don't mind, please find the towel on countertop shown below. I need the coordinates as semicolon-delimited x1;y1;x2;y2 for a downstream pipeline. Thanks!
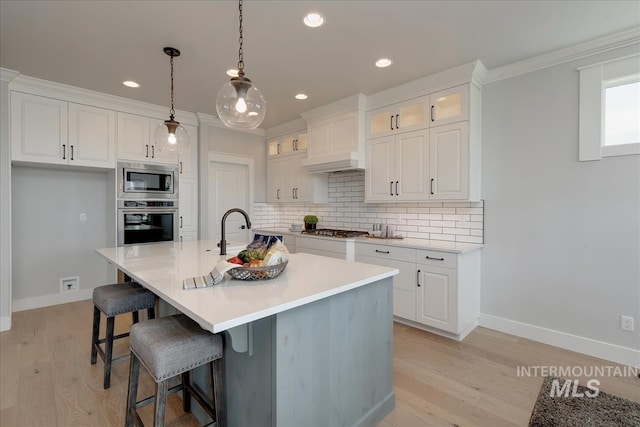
183;260;241;290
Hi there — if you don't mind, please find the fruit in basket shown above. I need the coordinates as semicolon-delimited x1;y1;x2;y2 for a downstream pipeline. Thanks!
227;256;244;265
248;259;263;268
237;249;261;263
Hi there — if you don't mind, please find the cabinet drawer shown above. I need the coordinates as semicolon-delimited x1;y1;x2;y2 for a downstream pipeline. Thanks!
355;242;415;262
415;249;457;268
355;254;416;292
296;237;346;255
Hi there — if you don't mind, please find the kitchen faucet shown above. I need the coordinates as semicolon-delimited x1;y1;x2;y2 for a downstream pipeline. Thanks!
219;208;252;255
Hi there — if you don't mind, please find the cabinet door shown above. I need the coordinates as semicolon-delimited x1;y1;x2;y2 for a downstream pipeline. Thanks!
396;130;429;200
430;122;469;200
68;103;116;168
267;158;283;202
281;156;299;202
179;177;198;232
268;139;280;157
396;95;430;133
11;92;68;165
332;112;358;154
117;112;150;162
417;265;458;332
148;118;179;164
179;124;198;178
280;137;296;155
308;119;332;157
365;136;396;202
430;84;469;127
295;133;308;152
367;106;395;139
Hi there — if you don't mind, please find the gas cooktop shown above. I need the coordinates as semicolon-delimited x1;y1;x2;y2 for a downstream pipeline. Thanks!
301;229;369;238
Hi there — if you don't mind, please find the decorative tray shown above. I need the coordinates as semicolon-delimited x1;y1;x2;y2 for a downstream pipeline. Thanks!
228;260;288;281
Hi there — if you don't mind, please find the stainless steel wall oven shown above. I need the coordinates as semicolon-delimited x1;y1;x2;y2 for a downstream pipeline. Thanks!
117;200;178;246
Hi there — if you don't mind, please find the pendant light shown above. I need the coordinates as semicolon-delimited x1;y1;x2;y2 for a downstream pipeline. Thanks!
155;47;189;154
216;0;266;130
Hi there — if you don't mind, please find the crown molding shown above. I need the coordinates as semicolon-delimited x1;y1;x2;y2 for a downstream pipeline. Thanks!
485;27;640;84
0;68;19;83
8;73;199;125
196;112;266;136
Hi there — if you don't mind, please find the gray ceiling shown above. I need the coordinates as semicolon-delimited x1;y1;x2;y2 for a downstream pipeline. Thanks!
1;1;639;130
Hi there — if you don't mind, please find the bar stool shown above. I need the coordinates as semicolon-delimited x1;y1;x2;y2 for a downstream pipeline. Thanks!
125;314;226;427
90;282;156;389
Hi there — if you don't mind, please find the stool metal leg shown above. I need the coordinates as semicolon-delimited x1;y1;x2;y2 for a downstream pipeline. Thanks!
125;353;141;427
132;311;140;324
90;306;100;364
147;306;156;320
154;380;168;427
103;316;115;389
181;371;191;413
212;357;227;427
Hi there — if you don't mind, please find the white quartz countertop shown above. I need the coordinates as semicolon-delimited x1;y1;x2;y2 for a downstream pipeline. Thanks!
254;228;483;254
96;240;398;333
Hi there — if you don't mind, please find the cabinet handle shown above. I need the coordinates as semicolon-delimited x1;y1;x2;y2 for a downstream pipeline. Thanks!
425;255;445;261
395;181;399;196
390;115;394;130
62;144;66;160
395;114;399;129
431;105;435;122
179;161;183;174
145;144;149;158
180;235;183;242
417;269;421;287
390;181;394;196
294;139;298;151
292;188;295;199
180;216;183;228
70;145;74;160
277;145;280;155
277;189;280;200
151;145;155;158
295;188;298;199
375;249;390;254
430;178;434;195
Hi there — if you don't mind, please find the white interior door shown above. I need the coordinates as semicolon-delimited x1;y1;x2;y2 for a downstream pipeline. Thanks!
209;160;251;245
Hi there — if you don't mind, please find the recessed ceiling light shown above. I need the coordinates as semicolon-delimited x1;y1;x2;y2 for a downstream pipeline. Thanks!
295;93;308;100
303;12;325;28
226;69;239;77
123;80;139;88
375;58;393;68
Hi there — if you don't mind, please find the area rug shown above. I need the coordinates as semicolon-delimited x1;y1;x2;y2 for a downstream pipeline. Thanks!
528;376;640;426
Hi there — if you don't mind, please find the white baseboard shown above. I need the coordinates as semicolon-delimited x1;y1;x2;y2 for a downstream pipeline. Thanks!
0;315;11;332
479;313;640;368
13;288;93;312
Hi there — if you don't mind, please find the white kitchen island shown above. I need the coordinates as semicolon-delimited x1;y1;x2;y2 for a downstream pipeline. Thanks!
96;240;398;427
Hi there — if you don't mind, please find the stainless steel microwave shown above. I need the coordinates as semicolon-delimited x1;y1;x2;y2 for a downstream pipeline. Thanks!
117;162;178;199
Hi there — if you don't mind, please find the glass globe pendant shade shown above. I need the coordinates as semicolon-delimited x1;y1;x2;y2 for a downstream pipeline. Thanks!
154;119;190;154
216;75;266;130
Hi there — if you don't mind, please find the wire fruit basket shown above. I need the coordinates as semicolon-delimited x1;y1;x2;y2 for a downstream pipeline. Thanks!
227;260;288;281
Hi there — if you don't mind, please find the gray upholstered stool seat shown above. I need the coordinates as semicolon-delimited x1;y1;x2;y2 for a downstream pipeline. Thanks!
90;282;156;389
126;314;226;427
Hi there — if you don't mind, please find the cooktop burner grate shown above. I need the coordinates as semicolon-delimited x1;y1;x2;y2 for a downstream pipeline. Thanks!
301;229;369;238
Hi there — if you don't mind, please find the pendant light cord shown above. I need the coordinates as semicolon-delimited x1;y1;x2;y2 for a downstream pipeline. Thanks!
169;54;176;120
237;0;245;77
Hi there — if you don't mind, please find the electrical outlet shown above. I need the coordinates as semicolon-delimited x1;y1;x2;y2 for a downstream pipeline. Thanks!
60;276;79;292
621;315;634;332
80;213;87;222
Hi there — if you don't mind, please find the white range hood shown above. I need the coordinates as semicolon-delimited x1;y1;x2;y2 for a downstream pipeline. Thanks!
300;151;363;173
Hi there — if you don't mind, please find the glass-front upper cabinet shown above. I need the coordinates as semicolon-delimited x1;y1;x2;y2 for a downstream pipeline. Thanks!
367;95;430;139
429;84;469;127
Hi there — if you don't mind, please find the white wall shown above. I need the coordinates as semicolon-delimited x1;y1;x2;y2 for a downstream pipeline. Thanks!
481;45;640;355
11;167;111;309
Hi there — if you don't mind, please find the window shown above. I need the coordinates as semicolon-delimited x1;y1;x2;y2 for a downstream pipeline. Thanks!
578;55;640;161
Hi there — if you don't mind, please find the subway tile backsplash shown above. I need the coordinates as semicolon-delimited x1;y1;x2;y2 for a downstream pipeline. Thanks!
253;170;483;244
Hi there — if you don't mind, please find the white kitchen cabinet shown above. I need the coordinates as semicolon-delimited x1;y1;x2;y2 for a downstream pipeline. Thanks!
179;124;198;178
367;95;430;139
355;244;417;321
11;92;115;168
365;129;429;202
429;84;469;127
307;111;360;158
429;122;469;200
179;231;198;243
117;112;178;165
267;154;328;203
268;132;308;158
179;177;198;233
355;242;481;341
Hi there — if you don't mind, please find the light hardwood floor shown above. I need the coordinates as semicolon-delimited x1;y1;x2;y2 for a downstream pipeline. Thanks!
1;300;638;426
